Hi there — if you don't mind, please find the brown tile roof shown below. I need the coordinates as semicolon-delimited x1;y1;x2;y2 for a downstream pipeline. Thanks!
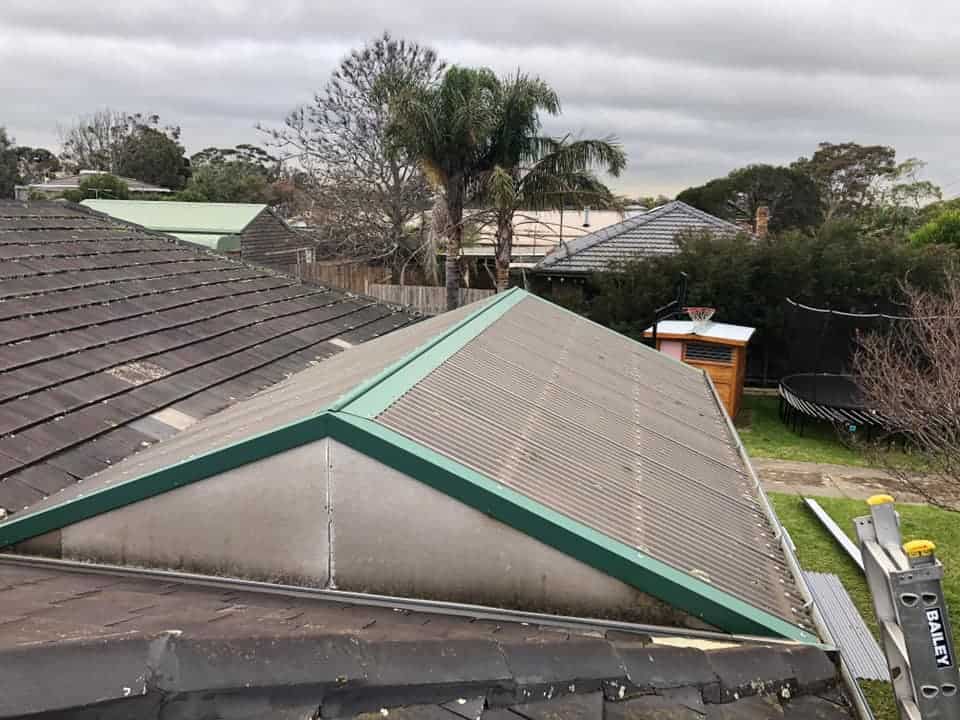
0;201;420;516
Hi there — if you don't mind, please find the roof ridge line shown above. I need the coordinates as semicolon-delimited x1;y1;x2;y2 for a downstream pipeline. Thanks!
327;288;525;417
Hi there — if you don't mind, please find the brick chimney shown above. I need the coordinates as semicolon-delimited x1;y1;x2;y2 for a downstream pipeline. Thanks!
754;206;769;238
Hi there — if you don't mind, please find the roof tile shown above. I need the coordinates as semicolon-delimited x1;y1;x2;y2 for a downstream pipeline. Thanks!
0;201;419;516
536;201;743;274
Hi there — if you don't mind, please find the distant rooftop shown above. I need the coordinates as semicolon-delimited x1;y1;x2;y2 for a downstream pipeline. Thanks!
463;208;637;264
81;199;269;251
536;200;744;274
28;172;171;194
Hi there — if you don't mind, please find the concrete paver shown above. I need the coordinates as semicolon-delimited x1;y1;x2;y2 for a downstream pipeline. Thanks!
752;457;929;503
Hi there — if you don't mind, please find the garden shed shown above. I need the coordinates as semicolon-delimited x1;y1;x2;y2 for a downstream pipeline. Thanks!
644;318;755;418
1;289;812;642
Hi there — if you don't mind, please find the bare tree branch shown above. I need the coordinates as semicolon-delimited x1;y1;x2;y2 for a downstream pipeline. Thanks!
853;271;960;510
260;33;443;278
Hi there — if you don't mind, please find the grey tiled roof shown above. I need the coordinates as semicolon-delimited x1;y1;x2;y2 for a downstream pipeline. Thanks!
0;201;420;517
28;173;171;193
0;556;850;719
536;201;743;274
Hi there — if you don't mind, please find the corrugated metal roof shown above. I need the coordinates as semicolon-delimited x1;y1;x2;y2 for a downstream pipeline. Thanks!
81;200;267;235
536;201;743;274
0;288;813;640
804;571;889;681
376;295;807;628
165;232;237;251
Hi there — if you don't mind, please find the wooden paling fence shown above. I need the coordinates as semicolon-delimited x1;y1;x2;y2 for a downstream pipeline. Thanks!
279;260;392;295
366;284;494;315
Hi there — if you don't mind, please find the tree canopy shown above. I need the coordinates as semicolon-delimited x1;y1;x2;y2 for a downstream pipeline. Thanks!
265;32;443;272
191;144;278;177
15;146;60;185
0;128;17;199
478;72;626;289
791;141;897;222
912;210;960;248
59;110;189;189
62;174;130;202
389;64;502;308
677;164;821;233
177;161;270;203
116;126;190;190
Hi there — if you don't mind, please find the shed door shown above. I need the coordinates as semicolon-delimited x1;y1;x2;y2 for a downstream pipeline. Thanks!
660;340;683;360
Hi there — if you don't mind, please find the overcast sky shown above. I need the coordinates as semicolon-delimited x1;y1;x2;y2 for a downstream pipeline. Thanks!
4;1;960;197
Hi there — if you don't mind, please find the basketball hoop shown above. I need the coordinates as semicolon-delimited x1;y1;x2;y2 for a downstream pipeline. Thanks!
685;306;715;334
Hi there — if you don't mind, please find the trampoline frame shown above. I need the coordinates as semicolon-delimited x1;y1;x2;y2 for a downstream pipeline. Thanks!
778;373;884;437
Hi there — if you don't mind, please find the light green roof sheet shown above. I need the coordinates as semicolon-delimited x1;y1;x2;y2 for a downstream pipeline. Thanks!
166;232;237;251
81;199;267;235
0;289;816;642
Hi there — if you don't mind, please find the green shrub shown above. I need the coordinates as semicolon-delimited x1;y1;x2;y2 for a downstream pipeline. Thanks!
912;210;960;247
62;173;130;202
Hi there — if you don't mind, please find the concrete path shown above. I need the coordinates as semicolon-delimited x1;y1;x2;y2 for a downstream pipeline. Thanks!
753;457;929;503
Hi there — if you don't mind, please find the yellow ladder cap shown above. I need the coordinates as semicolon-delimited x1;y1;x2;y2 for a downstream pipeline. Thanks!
867;494;895;506
904;539;936;557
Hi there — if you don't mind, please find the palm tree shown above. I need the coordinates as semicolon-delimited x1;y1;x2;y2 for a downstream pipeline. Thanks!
389;66;500;310
483;75;626;291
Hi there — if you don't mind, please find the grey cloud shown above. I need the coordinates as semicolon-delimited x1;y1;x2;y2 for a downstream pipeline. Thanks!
3;0;959;195
6;1;960;77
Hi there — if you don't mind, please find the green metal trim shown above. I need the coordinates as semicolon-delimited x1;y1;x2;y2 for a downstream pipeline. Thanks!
327;412;818;643
0;289;522;547
0;414;331;548
0;401;816;641
0;283;816;642
331;287;526;418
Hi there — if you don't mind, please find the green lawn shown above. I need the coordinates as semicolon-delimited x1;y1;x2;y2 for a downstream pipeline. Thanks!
738;395;924;470
771;494;960;719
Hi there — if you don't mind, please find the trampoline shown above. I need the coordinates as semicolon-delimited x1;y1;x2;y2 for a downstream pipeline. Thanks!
779;373;883;434
778;299;897;435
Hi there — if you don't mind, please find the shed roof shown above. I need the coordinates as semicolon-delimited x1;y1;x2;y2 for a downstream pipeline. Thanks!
536;200;743;274
81;199;267;236
29;174;171;194
0;201;419;517
0;286;813;641
646;320;756;344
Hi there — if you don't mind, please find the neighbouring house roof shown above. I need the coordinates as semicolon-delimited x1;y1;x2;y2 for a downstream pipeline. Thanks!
0;287;815;642
81;199;269;251
462;208;635;262
0;201;420;517
0;555;849;719
28;173;171;194
536;200;744;274
647;320;757;344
